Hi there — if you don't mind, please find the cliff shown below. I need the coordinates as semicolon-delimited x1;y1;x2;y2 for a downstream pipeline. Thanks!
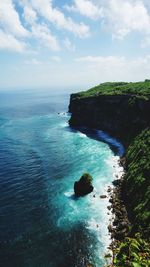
69;81;150;266
69;83;150;147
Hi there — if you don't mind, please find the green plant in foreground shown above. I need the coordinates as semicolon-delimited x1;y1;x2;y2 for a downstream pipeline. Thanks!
123;129;150;237
112;234;150;267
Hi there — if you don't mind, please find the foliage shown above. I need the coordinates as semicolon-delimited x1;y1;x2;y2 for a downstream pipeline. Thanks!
72;80;150;99
123;128;150;237
80;173;93;184
113;234;150;267
110;129;150;266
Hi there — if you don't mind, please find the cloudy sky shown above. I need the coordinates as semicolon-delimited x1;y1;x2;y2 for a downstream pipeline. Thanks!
0;0;150;91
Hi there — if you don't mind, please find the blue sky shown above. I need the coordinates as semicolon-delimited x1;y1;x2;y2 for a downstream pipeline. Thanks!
0;0;150;91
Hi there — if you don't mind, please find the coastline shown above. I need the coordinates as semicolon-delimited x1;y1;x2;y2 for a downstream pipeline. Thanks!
106;156;130;265
69;126;127;265
68;82;150;266
68;125;150;266
96;138;129;265
94;130;129;252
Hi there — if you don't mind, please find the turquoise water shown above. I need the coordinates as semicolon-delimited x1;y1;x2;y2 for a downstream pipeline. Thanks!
0;91;124;267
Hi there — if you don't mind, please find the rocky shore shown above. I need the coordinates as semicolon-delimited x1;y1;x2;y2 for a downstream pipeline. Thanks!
106;157;130;262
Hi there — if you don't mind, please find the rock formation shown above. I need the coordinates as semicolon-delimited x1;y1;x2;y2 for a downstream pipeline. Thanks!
74;173;94;197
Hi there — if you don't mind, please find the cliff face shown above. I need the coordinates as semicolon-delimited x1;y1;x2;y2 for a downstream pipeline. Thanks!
69;82;150;265
69;89;150;236
69;94;150;147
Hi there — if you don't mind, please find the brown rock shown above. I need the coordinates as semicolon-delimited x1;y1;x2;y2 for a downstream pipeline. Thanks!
100;195;107;199
113;228;127;241
107;188;112;193
113;218;119;226
109;198;113;203
112;179;121;186
108;224;113;233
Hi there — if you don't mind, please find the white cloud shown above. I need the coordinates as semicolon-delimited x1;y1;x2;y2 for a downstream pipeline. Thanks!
31;24;60;51
23;6;37;25
0;0;29;37
1;0;150;54
65;0;103;20
74;55;150;83
0;0;29;52
0;0;90;53
0;29;27;52
65;0;150;41
106;0;150;39
27;0;90;38
64;38;76;51
22;2;60;51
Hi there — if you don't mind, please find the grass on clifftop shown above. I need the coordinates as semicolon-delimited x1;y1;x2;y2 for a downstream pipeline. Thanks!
73;80;150;99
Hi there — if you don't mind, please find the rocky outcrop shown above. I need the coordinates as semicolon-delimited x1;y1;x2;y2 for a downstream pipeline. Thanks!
74;173;94;197
69;94;150;147
108;177;130;241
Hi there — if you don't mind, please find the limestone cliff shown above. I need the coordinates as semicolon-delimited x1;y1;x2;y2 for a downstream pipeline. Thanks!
69;93;150;147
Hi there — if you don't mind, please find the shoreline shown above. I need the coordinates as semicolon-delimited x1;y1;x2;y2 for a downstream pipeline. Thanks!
68;83;150;266
70;126;128;265
106;156;130;265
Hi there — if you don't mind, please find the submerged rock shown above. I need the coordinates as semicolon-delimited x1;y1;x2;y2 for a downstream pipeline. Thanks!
100;195;107;199
74;173;94;197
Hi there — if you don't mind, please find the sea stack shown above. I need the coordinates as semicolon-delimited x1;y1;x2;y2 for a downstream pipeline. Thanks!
74;173;94;197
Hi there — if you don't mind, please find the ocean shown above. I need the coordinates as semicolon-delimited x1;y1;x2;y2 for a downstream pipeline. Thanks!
0;90;124;267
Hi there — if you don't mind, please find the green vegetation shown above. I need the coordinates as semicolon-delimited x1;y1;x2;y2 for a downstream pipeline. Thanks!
105;129;150;266
73;80;150;99
123;129;150;237
80;173;93;184
112;234;150;267
70;80;150;265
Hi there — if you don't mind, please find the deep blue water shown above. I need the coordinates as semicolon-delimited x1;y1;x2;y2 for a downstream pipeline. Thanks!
0;91;124;267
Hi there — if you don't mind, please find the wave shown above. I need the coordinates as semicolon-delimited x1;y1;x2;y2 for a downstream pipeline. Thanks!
78;132;87;138
96;130;125;156
64;190;74;197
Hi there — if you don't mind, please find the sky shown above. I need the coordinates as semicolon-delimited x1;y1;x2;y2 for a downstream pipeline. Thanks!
0;0;150;91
